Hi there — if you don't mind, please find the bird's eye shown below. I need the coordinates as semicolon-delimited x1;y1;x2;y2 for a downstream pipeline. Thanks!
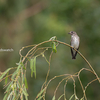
71;31;73;33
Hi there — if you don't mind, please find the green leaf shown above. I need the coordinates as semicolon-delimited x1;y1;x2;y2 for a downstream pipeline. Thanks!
69;94;75;100
30;58;34;77
33;57;36;78
52;42;57;53
3;94;8;100
37;95;44;100
52;96;55;100
11;64;21;79
12;90;16;100
16;63;21;72
5;72;9;85
0;68;11;80
80;97;84;100
22;86;28;100
30;57;36;78
75;95;79;100
22;87;28;96
58;94;64;100
20;62;26;70
11;71;17;79
5;81;13;93
36;87;46;98
7;91;13;100
25;77;28;89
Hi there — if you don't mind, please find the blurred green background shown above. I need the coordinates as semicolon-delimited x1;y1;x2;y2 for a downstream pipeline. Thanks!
0;0;100;99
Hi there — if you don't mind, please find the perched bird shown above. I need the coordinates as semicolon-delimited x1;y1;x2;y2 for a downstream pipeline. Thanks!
68;31;80;59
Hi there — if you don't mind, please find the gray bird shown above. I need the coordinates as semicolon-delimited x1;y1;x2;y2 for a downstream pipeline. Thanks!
68;31;80;59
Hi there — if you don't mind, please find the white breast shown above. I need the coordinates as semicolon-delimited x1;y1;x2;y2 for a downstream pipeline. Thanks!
71;35;79;49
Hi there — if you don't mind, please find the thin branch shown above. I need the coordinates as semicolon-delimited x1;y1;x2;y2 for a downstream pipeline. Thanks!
55;40;100;83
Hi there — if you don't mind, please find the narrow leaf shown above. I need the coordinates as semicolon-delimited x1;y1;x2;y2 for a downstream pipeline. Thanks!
5;81;13;93
36;87;46;98
33;57;36;78
23;89;28;96
16;63;21;72
7;91;13;100
3;94;8;100
69;94;75;100
52;96;55;100
37;95;44;100
24;86;29;100
12;90;16;100
5;72;9;85
80;97;84;100
52;42;57;53
11;71;17;79
11;64;21;79
22;86;28;97
30;58;34;77
75;95;79;100
0;68;11;80
25;77;28;89
30;57;36;78
20;62;26;70
58;94;64;100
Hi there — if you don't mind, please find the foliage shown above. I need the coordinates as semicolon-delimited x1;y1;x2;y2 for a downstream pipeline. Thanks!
0;37;100;100
1;0;100;100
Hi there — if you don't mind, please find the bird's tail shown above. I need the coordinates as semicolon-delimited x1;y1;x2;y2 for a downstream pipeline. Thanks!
72;56;76;59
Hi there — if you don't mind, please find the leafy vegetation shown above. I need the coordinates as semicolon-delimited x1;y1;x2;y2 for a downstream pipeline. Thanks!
0;0;100;99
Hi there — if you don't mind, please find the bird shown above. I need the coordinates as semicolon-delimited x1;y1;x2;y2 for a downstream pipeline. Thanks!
68;31;80;59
